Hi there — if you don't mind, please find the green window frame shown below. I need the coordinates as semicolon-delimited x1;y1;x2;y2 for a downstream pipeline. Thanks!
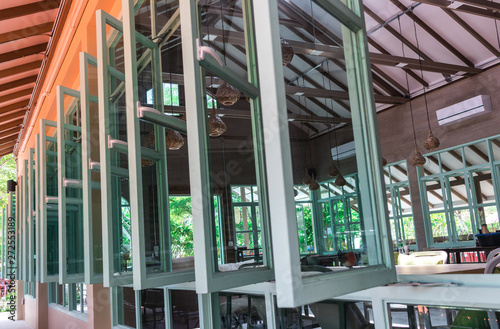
80;51;104;284
48;282;88;316
254;0;396;308
181;0;275;303
295;188;316;255
418;135;500;248
232;186;262;262
317;175;364;254
384;161;416;250
57;86;85;284
28;148;37;283
39;119;60;283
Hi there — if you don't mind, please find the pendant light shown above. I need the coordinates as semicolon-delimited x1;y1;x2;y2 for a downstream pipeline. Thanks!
166;130;184;150
412;19;440;151
335;171;347;187
302;169;312;185
309;174;319;191
398;17;426;167
325;61;339;178
281;37;294;66
142;130;155;167
214;1;240;107
215;81;240;106
208;107;226;137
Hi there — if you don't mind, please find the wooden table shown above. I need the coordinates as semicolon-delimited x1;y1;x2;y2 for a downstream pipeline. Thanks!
396;263;486;275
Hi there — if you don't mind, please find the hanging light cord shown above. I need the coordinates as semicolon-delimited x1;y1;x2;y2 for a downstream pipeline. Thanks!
412;17;431;131
219;0;227;66
398;17;418;148
310;0;316;44
325;61;335;156
221;136;231;237
494;1;500;52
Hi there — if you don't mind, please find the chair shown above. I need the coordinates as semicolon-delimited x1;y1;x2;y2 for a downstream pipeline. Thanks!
399;251;448;265
484;253;500;273
486;247;500;263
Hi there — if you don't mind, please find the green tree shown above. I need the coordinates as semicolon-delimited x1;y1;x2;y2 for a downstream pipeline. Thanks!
0;154;17;210
169;196;194;258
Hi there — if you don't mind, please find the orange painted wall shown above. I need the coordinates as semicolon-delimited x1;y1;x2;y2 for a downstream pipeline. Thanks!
18;0;120;327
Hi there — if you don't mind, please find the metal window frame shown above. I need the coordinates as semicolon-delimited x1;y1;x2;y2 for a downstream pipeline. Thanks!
39;119;60;283
418;135;500;248
35;134;41;282
57;85;85;284
251;0;396;308
121;0;194;290
28;148;37;282
180;0;275;302
385;160;417;249
1;207;6;279
80;51;104;285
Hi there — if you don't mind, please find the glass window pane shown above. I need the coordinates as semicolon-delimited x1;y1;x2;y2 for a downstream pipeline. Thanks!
430;212;449;244
171;290;199;328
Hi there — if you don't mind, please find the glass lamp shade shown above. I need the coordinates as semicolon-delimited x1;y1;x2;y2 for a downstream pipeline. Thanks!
423;130;440;151
166;130;184;150
411;147;426;166
215;82;240;106
281;37;294;66
208;108;227;137
382;157;388;166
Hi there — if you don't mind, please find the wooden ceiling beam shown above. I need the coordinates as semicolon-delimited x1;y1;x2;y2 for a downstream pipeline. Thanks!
0;141;17;152
0;61;42;79
443;8;500;58
0;0;60;22
203;5;302;27
0;126;21;140
205;29;478;76
367;36;428;88
0;75;37;94
0;22;53;45
0;109;26;123
0;118;24;131
364;4;452;81
0;149;14;158
389;0;474;67
0;43;47;65
0;88;33;105
0;100;29;115
414;0;500;20
285;86;408;104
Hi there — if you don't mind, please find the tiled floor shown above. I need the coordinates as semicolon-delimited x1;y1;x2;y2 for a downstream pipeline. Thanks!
0;312;33;329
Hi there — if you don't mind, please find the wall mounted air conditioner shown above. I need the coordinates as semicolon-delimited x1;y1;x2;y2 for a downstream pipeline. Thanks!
331;141;355;160
436;95;491;125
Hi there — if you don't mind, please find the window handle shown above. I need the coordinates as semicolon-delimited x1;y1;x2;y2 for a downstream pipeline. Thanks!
136;101;161;118
63;178;81;187
108;135;127;149
89;159;99;170
197;38;224;67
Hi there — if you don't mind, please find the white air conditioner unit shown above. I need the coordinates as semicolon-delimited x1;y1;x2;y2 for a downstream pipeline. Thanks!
331;141;355;160
436;95;491;125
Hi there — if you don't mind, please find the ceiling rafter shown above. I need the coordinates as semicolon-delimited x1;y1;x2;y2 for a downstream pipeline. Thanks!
0;75;38;94
0;88;34;105
0;60;43;78
367;36;428;88
285;86;408;104
0;0;60;22
364;4;451;81
0;43;47;65
0;99;29;113
389;0;475;67
414;0;500;20
0;22;53;45
216;16;347;128
0;118;24;131
442;8;500;58
0;126;21;140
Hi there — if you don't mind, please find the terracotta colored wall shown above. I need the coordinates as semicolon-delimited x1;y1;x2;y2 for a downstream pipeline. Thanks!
25;297;36;326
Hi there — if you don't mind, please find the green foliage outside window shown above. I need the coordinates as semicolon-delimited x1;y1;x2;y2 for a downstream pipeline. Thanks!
169;196;194;258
